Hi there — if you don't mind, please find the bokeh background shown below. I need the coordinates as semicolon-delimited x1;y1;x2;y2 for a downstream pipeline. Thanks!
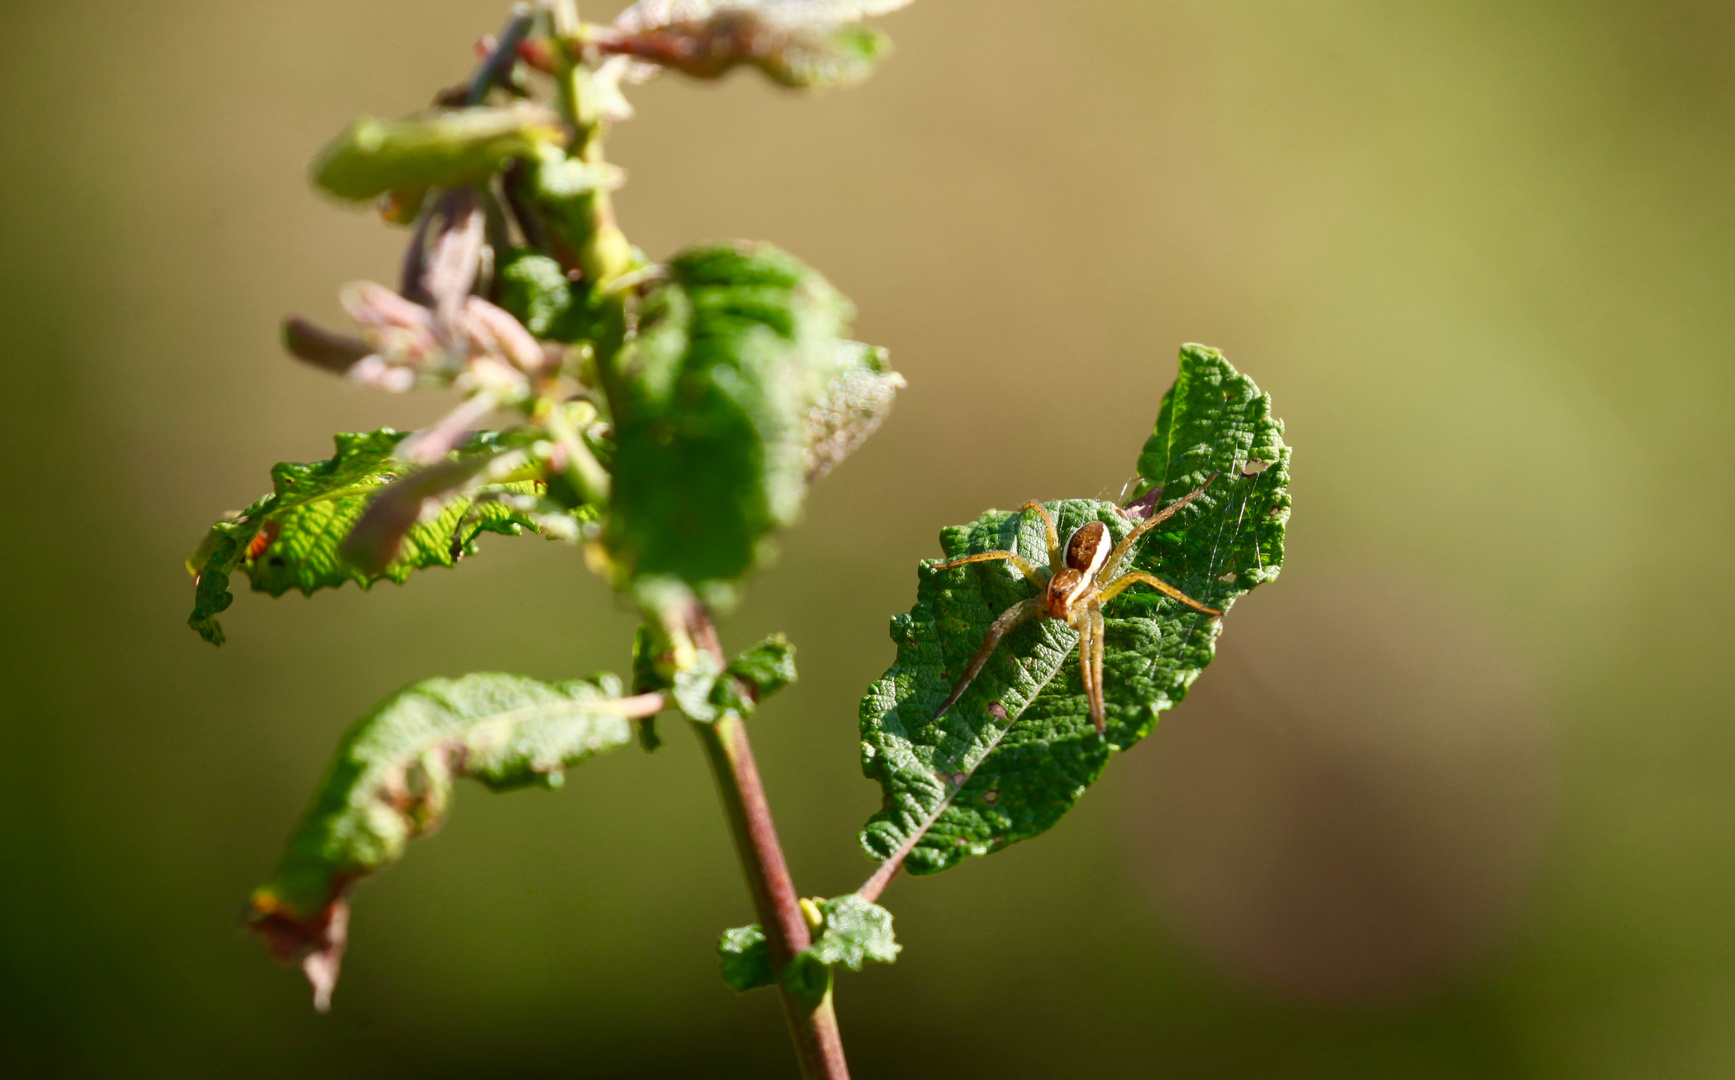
2;0;1731;1076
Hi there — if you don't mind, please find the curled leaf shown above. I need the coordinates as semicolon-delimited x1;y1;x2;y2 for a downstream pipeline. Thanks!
311;103;563;203
246;672;642;1011
337;449;515;575
187;429;567;645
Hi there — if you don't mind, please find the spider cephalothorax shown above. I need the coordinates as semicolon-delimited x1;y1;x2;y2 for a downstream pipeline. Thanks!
930;476;1221;734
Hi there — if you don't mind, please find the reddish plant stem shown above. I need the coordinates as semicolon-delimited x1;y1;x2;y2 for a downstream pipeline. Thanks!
687;610;851;1080
857;786;951;904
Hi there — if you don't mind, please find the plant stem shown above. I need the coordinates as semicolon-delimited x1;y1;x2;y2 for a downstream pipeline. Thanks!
687;613;851;1080
467;4;536;105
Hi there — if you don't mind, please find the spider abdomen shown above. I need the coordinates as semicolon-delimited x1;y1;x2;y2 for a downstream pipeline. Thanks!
1064;520;1111;576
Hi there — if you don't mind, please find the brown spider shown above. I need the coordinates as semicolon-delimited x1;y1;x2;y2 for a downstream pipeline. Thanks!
931;475;1222;735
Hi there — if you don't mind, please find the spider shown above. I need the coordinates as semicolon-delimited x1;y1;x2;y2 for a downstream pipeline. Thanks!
930;474;1221;735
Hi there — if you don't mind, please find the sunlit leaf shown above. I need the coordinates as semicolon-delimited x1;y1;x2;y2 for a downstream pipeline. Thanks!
311;104;563;202
186;429;565;645
246;672;641;1011
857;345;1290;875
803;894;899;970
600;242;891;603
805;342;904;482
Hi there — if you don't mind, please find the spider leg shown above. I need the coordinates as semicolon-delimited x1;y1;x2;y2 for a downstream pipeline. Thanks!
1104;472;1220;578
1098;570;1221;615
1017;500;1063;571
933;597;1043;719
1090;604;1106;735
930;550;1047;589
1076;609;1093;727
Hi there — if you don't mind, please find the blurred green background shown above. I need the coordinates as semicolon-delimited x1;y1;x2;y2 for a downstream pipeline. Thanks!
2;0;1731;1076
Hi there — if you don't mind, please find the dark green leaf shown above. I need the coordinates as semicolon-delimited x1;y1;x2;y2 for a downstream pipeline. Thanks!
311;104;562;202
495;246;627;349
707;634;799;718
783;950;832;1004
857;345;1290;874
718;924;774;992
603;242;889;601
496;250;575;337
715;894;898;997
246;672;637;1010
186;429;566;645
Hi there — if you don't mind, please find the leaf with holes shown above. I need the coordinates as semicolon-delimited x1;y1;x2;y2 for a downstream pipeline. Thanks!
857;344;1289;875
246;672;643;1011
186;429;567;645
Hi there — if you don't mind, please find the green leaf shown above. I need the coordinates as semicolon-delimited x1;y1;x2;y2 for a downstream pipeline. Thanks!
496;250;575;337
186;429;564;645
857;345;1290;874
310;104;563;202
715;894;899;997
718;924;774;992
246;672;637;1011
602;242;889;602
708;634;799;718
667;634;798;722
804;894;900;970
496;249;583;341
494;246;629;350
